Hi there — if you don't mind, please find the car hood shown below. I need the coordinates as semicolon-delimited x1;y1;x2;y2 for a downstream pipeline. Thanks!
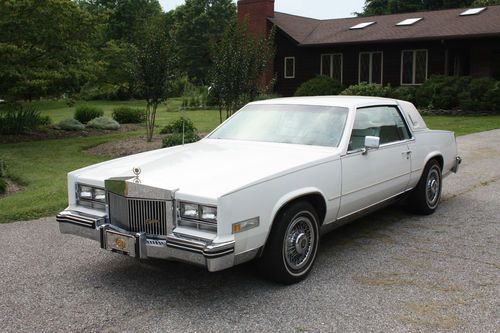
73;139;340;199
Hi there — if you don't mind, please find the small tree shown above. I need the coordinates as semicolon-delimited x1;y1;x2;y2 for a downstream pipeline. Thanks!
134;18;175;142
209;20;274;121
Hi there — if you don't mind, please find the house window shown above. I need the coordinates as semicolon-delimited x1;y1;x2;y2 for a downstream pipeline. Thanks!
359;52;383;84
284;57;295;79
321;54;343;82
401;50;428;85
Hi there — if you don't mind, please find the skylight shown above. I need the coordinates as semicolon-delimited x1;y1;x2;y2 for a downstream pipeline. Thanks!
460;7;487;16
350;22;376;30
396;18;423;26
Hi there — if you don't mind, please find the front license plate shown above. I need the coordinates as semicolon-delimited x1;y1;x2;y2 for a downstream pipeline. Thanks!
105;230;137;257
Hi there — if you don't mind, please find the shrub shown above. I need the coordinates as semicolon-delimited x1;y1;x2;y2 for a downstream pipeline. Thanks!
340;82;393;97
59;118;85;131
254;93;281;101
112;107;145;124
87;117;120;130
0;103;47;135
295;76;344;96
415;75;472;110
389;86;418;104
160;117;201;147
160;117;197;135
458;78;499;112
74;105;104;124
162;132;201;148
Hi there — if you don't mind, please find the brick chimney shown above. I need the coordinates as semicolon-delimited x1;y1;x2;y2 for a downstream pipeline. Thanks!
237;0;275;37
237;0;275;89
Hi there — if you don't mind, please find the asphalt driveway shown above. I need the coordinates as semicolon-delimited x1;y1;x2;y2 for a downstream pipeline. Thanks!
0;130;499;333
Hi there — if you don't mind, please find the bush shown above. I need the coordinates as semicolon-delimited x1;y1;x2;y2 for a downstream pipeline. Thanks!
415;75;471;110
59;118;85;131
458;78;500;112
254;93;281;101
340;82;393;97
160;117;201;148
295;76;344;96
112;107;145;124
87;117;120;130
0;103;48;135
389;86;418;104
162;132;201;148
160;117;197;135
74;105;104;124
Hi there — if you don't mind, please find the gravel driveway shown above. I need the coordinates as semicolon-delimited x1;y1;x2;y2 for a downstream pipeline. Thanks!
1;130;499;333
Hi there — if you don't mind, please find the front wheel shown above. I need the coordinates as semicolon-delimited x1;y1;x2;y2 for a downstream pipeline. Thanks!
408;159;442;215
259;201;320;284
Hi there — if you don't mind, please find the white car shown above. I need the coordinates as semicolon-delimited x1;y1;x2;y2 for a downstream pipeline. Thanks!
57;96;461;284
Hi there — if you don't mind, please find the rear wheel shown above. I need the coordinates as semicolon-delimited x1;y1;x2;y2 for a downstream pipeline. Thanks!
408;159;442;215
259;201;320;284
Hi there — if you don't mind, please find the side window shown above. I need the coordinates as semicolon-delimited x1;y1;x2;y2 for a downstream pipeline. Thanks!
349;106;411;151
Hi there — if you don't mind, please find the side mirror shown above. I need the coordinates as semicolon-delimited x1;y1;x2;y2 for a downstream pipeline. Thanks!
363;136;380;154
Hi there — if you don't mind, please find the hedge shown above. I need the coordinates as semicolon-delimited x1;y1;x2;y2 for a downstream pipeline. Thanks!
339;76;500;113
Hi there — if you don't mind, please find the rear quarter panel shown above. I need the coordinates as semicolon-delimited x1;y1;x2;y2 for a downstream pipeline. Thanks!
407;130;458;188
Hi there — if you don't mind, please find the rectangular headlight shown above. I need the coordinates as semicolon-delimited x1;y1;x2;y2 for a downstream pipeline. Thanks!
76;184;106;210
179;202;217;224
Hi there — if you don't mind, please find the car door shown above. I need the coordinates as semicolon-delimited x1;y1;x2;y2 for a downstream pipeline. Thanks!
338;105;413;218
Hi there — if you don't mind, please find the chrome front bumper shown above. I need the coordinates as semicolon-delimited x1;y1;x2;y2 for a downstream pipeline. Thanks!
56;210;236;272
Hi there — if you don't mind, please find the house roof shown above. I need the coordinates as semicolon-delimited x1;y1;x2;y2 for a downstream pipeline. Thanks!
269;5;500;46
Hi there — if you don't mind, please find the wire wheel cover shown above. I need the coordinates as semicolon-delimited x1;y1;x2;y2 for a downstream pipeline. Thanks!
426;167;440;207
283;213;316;271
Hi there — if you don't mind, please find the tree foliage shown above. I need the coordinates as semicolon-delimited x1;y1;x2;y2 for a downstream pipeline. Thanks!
0;0;98;101
134;18;176;142
77;0;163;43
359;0;477;16
168;0;236;84
209;21;275;121
471;0;500;5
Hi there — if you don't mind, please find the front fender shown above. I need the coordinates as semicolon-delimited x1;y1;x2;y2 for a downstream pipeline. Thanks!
269;187;327;227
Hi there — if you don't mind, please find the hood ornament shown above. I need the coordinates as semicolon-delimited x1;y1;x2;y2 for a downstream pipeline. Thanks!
132;167;141;184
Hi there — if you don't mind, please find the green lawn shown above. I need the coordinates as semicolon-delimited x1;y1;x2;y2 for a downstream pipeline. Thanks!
25;98;221;133
423;115;500;137
0;133;132;223
1;100;500;224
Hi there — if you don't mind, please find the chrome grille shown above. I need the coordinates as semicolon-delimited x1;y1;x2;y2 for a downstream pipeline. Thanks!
108;192;170;236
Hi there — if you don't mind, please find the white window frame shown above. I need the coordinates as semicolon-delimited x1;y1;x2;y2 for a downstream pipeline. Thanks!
358;51;384;84
284;57;295;79
400;49;428;85
320;53;343;83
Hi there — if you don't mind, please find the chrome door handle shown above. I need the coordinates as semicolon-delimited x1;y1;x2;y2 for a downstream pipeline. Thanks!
402;150;412;159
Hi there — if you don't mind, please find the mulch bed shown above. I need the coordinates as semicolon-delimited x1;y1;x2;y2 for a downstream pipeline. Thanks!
0;124;142;144
84;135;164;158
0;179;22;198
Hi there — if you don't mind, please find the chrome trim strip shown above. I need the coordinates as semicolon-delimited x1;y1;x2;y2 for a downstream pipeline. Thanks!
56;210;236;272
336;188;412;221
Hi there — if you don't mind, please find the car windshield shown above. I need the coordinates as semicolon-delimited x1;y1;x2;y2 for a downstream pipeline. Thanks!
208;104;349;147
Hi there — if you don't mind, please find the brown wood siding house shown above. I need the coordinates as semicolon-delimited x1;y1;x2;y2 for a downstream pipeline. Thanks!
237;0;500;96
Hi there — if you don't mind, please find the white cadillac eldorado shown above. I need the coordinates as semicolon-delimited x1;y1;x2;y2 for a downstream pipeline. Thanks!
57;96;461;284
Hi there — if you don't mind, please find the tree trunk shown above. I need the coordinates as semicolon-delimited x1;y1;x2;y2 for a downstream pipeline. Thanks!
146;101;158;142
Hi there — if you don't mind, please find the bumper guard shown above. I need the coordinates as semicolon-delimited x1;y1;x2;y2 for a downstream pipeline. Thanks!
56;210;235;272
